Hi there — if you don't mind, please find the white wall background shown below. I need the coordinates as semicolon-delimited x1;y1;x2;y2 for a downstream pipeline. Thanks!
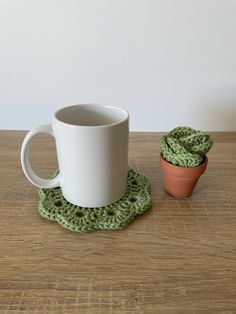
0;0;236;131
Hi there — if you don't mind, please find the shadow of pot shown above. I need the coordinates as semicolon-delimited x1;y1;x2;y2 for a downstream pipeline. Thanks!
160;154;208;198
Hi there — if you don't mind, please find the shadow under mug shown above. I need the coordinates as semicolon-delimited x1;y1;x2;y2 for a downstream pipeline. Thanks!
21;104;129;207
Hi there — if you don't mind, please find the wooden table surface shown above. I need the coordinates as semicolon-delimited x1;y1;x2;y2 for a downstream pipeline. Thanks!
0;131;236;314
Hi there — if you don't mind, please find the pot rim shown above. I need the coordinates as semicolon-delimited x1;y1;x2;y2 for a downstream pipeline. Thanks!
160;153;208;178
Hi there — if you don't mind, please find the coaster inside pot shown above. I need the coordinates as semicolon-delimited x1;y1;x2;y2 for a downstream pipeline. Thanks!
38;167;151;233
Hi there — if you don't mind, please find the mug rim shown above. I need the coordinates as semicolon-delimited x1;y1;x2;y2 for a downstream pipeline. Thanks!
54;104;129;128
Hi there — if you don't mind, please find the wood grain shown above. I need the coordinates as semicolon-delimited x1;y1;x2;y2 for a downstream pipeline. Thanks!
0;131;236;314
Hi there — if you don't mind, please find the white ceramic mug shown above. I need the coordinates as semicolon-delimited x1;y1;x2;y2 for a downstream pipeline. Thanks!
21;104;129;207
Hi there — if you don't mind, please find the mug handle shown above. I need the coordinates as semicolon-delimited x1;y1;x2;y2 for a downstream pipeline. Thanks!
21;124;60;188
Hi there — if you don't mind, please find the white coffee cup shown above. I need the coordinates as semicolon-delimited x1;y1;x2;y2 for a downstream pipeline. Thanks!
21;104;129;207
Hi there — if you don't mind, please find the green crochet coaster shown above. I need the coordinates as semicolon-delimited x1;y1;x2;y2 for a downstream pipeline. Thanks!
38;167;151;233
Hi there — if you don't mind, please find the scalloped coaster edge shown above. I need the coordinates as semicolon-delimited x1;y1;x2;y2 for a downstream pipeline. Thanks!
38;167;151;233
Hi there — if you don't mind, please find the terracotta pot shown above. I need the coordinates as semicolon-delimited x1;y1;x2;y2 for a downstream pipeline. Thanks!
160;154;208;198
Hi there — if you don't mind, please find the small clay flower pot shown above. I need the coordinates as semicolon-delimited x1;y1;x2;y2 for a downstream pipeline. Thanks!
160;154;208;198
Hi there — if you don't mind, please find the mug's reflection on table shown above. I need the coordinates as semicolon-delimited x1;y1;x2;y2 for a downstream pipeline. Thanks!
0;131;236;313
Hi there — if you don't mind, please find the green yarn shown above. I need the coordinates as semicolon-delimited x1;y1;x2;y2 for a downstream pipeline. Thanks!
38;167;151;233
160;126;213;167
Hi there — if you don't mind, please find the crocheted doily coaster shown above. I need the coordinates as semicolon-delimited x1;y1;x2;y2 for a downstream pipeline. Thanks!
38;167;151;233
